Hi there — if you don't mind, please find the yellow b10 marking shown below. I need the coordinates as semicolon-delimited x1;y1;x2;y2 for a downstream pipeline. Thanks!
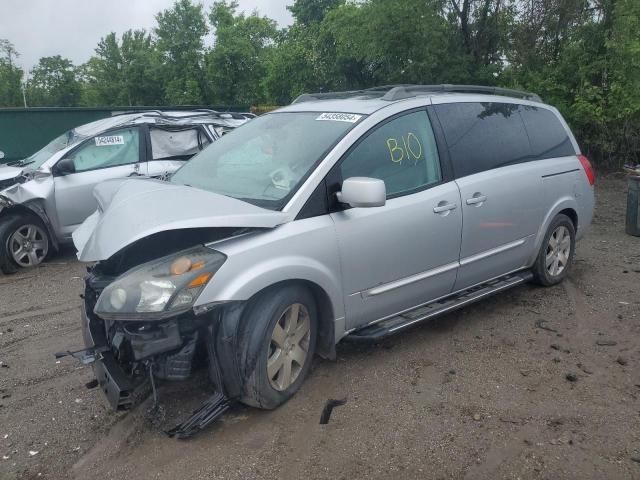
386;133;423;165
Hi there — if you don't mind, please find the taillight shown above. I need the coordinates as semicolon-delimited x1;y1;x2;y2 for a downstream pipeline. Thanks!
578;154;595;186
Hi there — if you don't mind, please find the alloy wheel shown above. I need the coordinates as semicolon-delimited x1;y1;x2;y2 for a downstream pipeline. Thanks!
267;303;311;391
8;224;49;268
545;225;571;277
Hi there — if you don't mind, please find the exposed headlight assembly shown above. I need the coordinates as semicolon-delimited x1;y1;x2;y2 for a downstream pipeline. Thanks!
95;246;226;320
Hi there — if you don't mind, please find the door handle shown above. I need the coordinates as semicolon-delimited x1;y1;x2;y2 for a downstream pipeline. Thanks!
433;202;457;214
466;194;487;205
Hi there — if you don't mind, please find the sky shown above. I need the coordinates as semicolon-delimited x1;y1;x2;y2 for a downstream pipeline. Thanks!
0;0;294;72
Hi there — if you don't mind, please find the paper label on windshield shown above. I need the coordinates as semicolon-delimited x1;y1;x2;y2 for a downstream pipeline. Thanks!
95;135;124;146
316;112;362;123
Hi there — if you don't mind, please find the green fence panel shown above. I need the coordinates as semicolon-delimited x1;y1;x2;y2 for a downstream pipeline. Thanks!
0;105;249;163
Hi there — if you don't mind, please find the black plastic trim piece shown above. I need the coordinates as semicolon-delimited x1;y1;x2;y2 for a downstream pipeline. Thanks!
541;168;580;178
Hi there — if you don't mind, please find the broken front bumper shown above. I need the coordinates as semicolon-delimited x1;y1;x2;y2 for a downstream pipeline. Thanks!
81;306;137;409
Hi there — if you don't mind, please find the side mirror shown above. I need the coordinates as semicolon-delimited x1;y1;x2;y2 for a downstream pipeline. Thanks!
336;177;386;208
0;151;5;160
53;158;76;176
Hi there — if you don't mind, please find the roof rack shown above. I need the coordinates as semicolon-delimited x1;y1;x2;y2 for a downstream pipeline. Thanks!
292;84;542;104
113;109;227;120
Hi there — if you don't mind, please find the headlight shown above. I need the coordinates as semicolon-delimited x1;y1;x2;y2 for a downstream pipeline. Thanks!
95;246;226;319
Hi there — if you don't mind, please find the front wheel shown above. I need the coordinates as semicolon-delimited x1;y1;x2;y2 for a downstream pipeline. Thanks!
239;285;317;409
532;214;575;286
0;215;50;274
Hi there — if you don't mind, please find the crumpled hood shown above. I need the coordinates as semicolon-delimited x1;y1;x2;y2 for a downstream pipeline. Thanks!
73;178;291;262
0;164;23;182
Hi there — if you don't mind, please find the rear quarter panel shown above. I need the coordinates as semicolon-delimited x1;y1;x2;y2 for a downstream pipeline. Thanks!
526;156;594;266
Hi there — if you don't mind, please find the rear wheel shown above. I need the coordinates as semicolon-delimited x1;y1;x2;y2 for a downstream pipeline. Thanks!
239;285;317;409
532;214;575;286
0;215;50;274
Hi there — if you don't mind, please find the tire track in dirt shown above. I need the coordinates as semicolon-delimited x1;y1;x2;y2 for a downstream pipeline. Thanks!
0;303;81;327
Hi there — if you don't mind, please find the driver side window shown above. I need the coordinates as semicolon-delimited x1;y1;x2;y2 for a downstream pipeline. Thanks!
67;127;140;173
340;111;441;197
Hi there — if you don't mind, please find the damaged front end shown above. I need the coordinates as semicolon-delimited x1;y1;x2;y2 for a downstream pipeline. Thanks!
67;178;292;434
79;243;251;439
0;168;60;250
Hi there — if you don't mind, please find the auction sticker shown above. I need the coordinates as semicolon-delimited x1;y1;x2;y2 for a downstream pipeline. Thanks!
95;135;125;146
316;112;362;123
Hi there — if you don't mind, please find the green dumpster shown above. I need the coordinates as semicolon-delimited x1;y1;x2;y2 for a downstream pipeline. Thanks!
626;176;640;237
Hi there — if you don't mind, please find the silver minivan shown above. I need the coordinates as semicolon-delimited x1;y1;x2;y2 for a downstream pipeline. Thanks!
72;85;595;436
0;110;250;273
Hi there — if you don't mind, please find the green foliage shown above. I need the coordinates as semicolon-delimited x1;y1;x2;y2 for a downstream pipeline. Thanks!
82;30;164;106
206;1;278;104
0;40;24;107
26;55;81;107
288;0;344;25
155;0;208;104
1;0;638;165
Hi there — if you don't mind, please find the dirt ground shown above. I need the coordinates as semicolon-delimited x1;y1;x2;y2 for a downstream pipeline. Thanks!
0;175;639;480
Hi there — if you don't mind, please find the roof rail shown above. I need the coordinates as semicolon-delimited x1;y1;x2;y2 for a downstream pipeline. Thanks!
381;84;542;102
113;109;236;120
112;109;167;118
292;84;542;104
192;109;254;120
292;86;395;104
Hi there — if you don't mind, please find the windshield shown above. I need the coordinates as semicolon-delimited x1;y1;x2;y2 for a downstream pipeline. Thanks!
170;112;363;209
24;130;80;169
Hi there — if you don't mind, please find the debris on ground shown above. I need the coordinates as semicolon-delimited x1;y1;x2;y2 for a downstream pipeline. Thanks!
577;363;594;374
565;373;578;382
319;398;347;424
536;319;558;332
595;340;617;346
616;356;628;366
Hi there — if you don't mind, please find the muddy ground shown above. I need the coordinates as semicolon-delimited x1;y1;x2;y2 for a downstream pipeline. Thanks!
0;175;639;480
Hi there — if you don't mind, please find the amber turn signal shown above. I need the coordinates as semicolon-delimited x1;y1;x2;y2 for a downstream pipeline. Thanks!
188;272;213;288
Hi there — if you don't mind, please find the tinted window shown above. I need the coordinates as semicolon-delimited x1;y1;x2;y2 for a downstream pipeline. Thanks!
340;111;441;197
434;102;531;177
519;107;575;159
67;127;140;172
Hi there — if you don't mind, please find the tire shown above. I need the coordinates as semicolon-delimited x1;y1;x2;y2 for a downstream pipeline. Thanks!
0;214;50;274
532;214;576;286
239;284;318;410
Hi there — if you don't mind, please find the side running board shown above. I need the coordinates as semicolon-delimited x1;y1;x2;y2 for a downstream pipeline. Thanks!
347;271;533;342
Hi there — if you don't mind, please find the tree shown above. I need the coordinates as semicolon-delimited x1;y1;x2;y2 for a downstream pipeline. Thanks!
263;0;345;104
26;55;80;107
206;1;278;104
319;0;466;89
447;0;515;81
155;0;208;104
263;25;323;104
0;40;24;107
288;0;344;25
82;30;163;106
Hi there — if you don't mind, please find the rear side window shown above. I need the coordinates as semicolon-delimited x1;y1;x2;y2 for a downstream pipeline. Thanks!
150;127;210;160
434;102;531;177
519;107;575;159
339;110;442;197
